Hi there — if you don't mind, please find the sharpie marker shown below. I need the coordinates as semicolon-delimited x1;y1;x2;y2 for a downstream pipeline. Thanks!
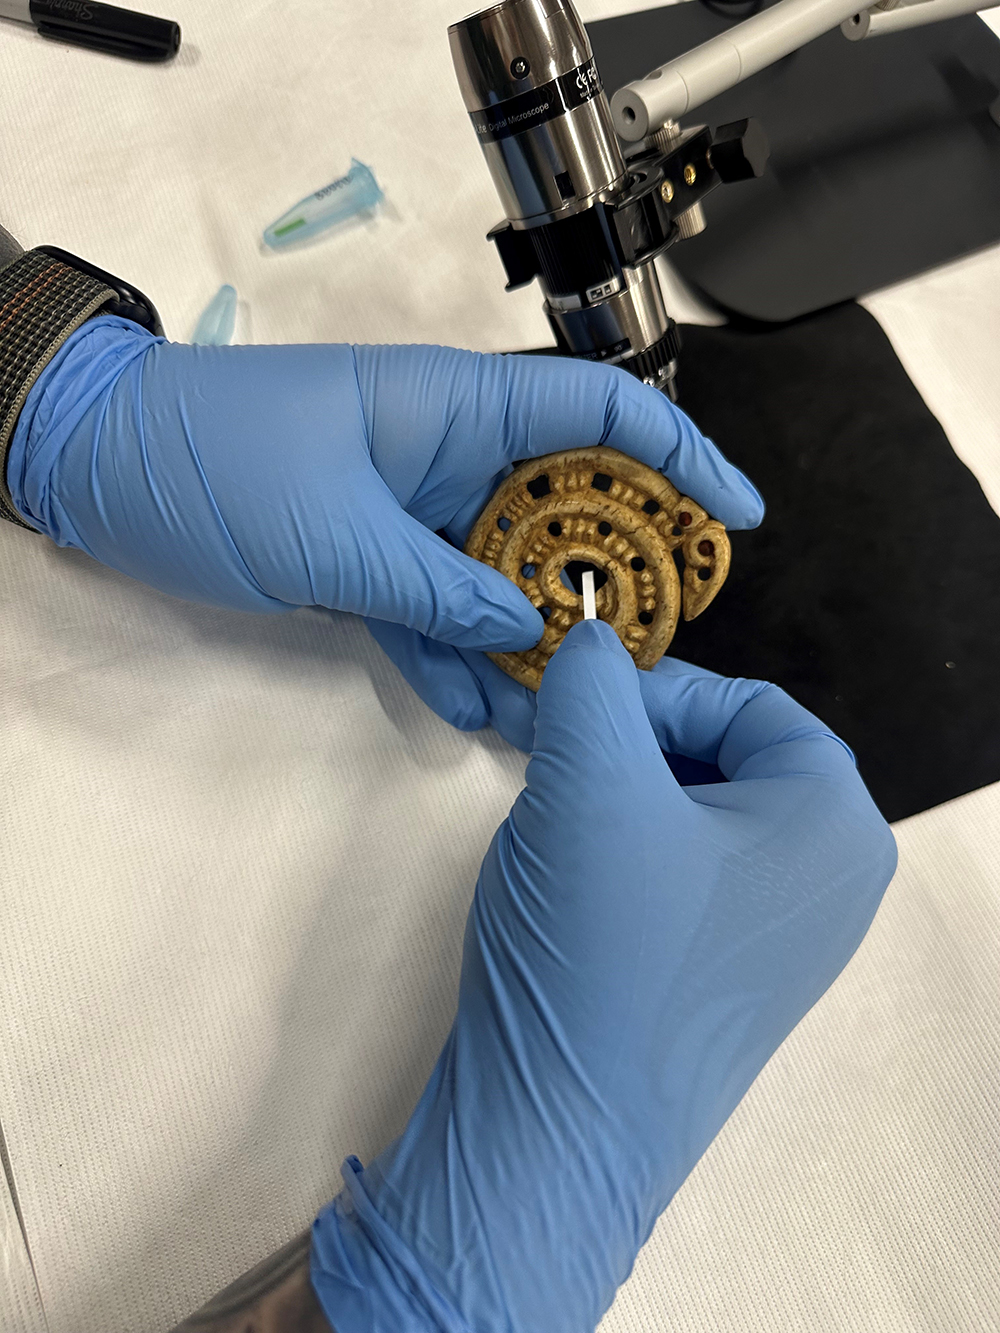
0;0;180;61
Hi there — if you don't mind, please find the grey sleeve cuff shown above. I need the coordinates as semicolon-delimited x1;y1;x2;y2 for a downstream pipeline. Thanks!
0;249;117;530
0;225;24;274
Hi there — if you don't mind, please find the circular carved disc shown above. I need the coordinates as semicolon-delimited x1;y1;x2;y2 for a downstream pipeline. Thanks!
465;445;731;691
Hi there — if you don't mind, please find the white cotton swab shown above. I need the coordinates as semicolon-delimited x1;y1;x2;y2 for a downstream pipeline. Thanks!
582;568;597;620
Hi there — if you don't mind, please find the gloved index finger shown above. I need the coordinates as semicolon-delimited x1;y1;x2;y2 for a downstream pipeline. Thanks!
500;353;764;531
526;620;686;817
637;664;858;783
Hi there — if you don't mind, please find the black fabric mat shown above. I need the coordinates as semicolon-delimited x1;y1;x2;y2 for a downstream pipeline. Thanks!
587;5;1000;320
652;302;1000;822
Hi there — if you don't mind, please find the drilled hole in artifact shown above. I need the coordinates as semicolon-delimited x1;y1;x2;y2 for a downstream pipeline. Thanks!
548;521;562;536
561;561;608;594
631;557;646;571
642;499;660;515
598;521;613;536
526;475;551;499
591;472;613;492
521;564;536;579
672;525;682;536
697;567;712;581
638;610;654;625
541;606;551;619
498;516;511;531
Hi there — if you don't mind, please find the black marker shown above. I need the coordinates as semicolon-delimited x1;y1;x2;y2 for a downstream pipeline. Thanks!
0;0;180;61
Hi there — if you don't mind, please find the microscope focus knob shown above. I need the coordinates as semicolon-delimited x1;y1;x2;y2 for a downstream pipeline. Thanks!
710;118;770;183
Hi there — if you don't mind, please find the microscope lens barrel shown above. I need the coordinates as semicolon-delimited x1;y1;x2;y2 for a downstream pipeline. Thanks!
450;0;680;397
449;0;626;228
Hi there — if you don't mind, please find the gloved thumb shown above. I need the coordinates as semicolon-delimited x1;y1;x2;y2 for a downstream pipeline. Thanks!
528;620;672;805
357;502;544;652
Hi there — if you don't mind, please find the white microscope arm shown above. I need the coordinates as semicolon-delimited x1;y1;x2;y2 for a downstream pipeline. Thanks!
611;0;1000;139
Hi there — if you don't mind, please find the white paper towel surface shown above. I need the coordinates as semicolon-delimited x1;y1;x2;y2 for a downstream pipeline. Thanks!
1;2;999;1330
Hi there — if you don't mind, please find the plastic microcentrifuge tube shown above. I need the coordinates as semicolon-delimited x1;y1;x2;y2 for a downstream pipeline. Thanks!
191;284;237;346
263;159;384;249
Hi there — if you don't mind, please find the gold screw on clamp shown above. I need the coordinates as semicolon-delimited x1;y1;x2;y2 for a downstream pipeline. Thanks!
683;164;697;185
660;180;674;203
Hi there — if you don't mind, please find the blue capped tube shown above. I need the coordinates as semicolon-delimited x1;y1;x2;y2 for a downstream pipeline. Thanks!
263;159;384;249
191;284;237;345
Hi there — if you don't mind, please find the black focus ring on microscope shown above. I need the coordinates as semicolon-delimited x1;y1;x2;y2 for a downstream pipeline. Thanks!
626;322;682;384
619;321;683;400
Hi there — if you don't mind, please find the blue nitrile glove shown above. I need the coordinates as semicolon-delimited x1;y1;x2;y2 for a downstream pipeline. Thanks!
310;622;897;1333
6;322;761;661
367;619;545;750
365;624;737;776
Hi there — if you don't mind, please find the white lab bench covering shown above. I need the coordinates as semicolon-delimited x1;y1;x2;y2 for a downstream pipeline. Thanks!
1;2;998;1329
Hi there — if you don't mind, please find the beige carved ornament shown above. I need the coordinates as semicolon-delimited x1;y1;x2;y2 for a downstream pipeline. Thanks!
465;445;731;691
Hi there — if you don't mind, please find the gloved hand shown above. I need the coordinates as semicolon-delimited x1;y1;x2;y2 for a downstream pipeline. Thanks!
310;622;897;1332
6;321;762;662
367;617;549;750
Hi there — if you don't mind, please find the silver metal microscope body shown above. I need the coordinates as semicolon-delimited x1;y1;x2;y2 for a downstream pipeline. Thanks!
450;0;999;397
449;0;766;398
450;0;625;228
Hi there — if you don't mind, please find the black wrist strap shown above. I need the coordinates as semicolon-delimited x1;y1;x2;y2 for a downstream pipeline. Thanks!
0;250;117;530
